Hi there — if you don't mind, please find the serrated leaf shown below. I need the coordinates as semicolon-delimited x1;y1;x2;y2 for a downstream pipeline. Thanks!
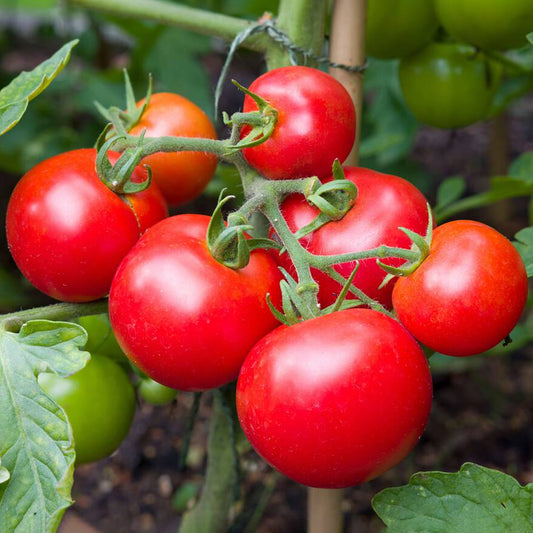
435;176;466;210
514;226;533;277
0;40;78;136
0;320;89;533
372;462;533;533
509;151;533;183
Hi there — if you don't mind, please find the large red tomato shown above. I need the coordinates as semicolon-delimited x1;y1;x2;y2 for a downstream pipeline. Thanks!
392;220;528;356
274;167;431;309
6;148;168;302
129;92;218;207
241;66;356;180
109;214;282;391
237;308;433;488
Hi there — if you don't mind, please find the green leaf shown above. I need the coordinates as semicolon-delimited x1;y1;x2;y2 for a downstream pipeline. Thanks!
514;226;533;277
180;391;239;533
509;151;533;183
0;320;89;532
528;32;533;46
372;463;533;533
435;176;466;211
0;458;9;485
0;40;78;136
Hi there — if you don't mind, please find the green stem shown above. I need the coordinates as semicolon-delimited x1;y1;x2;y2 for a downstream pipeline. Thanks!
67;0;267;51
0;300;109;333
267;0;328;68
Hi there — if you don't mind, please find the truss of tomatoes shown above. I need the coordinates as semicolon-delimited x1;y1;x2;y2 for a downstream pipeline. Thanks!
6;66;529;487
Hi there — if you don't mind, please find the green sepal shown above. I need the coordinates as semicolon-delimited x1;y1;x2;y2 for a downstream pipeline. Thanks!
95;132;152;195
207;193;254;270
327;264;360;314
95;70;152;134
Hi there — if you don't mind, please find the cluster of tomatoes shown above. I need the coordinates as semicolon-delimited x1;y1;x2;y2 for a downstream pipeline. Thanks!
366;0;533;128
6;63;528;488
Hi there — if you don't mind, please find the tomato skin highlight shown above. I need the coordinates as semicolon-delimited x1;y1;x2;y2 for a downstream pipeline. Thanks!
130;92;218;207
274;167;431;309
6;148;168;302
392;220;528;356
38;354;136;465
236;308;433;488
109;214;282;392
241;66;356;180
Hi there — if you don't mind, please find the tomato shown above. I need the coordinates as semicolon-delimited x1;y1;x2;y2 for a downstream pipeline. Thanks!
399;42;502;129
273;167;431;309
138;378;178;406
77;314;127;363
241;66;356;180
129;92;218;207
236;308;432;488
6;148;168;302
392;220;528;356
435;0;533;51
109;214;282;391
38;354;136;464
365;0;439;59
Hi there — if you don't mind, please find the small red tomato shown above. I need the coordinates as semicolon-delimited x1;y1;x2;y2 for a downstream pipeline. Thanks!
241;66;356;180
392;220;528;356
6;148;168;302
109;214;282;391
274;167;431;309
237;308;433;488
129;92;218;207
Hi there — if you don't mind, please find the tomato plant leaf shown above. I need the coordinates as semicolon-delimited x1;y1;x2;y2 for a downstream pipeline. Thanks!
0;320;89;533
372;462;533;533
0;39;78;136
435;176;466;211
514;226;533;277
180;390;239;533
509;150;533;182
0;457;9;485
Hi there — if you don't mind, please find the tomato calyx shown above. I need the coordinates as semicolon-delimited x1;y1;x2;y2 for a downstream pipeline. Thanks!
207;191;281;269
223;80;278;152
96;133;153;194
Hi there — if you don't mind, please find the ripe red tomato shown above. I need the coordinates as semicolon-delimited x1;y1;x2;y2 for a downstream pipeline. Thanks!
237;308;433;488
365;0;439;59
399;42;502;129
435;0;533;51
129;92;218;207
274;167;431;309
109;214;282;391
392;220;528;356
38;354;136;464
6;148;168;302
241;66;356;180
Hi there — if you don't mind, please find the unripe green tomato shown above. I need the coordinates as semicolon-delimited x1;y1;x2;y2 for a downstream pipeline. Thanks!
138;378;178;406
38;354;136;464
365;0;440;59
435;0;533;51
77;314;126;362
399;42;502;129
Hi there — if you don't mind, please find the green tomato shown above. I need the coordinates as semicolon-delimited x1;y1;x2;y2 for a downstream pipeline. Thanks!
138;378;178;406
38;354;136;464
365;0;440;59
435;0;533;51
77;314;126;362
399;41;502;129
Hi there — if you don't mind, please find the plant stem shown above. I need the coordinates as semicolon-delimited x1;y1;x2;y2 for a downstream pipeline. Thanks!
67;0;268;51
0;300;108;333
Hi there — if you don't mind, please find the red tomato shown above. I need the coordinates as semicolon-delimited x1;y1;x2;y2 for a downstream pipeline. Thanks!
109;214;282;391
129;92;218;207
241;66;356;180
6;148;168;302
236;308;433;488
392;220;528;356
274;167;431;309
